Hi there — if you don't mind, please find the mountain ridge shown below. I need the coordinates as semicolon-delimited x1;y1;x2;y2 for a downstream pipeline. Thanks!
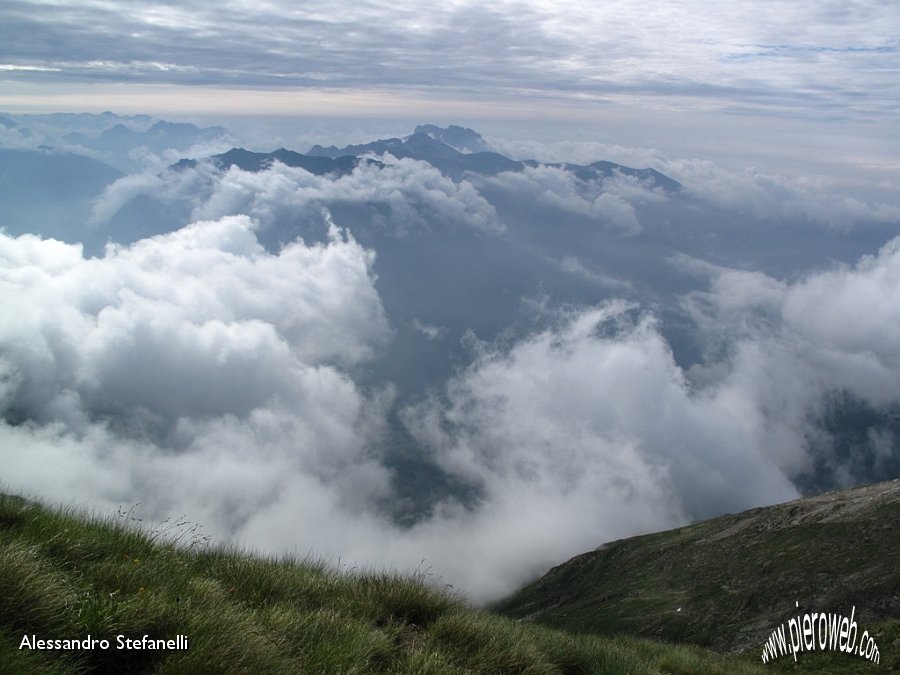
239;124;682;190
494;477;900;660
174;147;363;176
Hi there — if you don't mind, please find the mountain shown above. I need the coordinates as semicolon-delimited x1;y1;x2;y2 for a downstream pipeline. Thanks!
308;125;680;190
64;120;230;157
11;111;153;133
306;129;520;180
494;478;900;660
0;147;123;243
306;124;494;159
413;124;492;153
536;160;683;193
191;147;362;175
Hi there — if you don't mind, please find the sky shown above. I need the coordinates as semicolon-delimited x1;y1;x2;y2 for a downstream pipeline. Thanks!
2;1;897;114
1;1;900;604
1;1;899;170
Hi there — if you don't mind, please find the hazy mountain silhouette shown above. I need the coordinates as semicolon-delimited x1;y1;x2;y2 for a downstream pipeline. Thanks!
0;147;123;243
176;147;364;176
307;125;680;189
64;120;229;156
414;124;492;153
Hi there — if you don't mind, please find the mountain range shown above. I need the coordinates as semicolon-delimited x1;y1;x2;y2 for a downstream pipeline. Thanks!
305;125;681;189
63;120;230;158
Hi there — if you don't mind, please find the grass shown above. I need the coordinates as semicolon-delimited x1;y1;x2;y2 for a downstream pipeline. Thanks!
741;617;899;674
494;483;900;660
0;492;768;674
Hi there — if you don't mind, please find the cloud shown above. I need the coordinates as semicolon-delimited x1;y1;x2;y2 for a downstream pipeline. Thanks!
0;212;390;435
0;213;408;572
3;212;900;605
2;1;898;124
412;319;445;341
0;213;797;603
557;256;634;291
199;156;503;235
390;240;900;596
477;164;665;234
681;238;900;389
397;301;800;598
4;217;701;603
485;135;900;230
4;139;900;607
664;158;900;229
90;166;213;225
0;122;42;150
92;156;503;238
679;237;900;480
486;136;669;169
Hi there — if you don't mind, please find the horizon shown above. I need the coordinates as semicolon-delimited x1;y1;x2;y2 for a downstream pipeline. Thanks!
2;1;899;180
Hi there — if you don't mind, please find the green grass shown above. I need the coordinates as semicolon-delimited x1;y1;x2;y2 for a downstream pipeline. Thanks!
0;492;768;674
495;481;900;659
742;617;898;674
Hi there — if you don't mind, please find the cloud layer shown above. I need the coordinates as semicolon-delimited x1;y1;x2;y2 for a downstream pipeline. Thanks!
0;216;392;526
3;117;900;605
3;216;900;602
2;1;898;122
92;156;503;241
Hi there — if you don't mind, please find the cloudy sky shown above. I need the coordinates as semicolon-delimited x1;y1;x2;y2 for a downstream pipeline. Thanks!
1;1;896;112
2;2;899;163
1;1;900;603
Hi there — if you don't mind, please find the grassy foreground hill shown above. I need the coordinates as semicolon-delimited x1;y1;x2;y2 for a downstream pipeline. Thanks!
495;479;900;672
0;492;766;674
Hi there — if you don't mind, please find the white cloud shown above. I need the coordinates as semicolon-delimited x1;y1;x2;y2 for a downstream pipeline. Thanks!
412;319;445;341
783;239;900;376
0;215;392;518
398;301;800;598
664;158;900;228
486;135;669;169
4;1;898;127
199;156;503;235
478;164;665;234
0;214;802;604
4;151;900;608
396;239;900;598
680;237;900;477
557;256;634;291
92;155;503;237
485;135;900;230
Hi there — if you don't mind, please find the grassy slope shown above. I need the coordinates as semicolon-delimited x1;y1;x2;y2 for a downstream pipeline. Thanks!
0;493;766;675
494;480;900;672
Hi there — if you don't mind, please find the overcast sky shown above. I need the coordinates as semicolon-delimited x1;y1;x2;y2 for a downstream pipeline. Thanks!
2;1;897;130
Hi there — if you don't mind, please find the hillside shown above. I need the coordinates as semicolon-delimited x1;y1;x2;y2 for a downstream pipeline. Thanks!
0;147;123;244
495;479;900;669
0;492;766;674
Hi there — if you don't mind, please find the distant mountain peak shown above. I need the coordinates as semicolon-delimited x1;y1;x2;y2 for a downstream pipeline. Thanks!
413;124;492;154
299;125;679;189
181;147;362;176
